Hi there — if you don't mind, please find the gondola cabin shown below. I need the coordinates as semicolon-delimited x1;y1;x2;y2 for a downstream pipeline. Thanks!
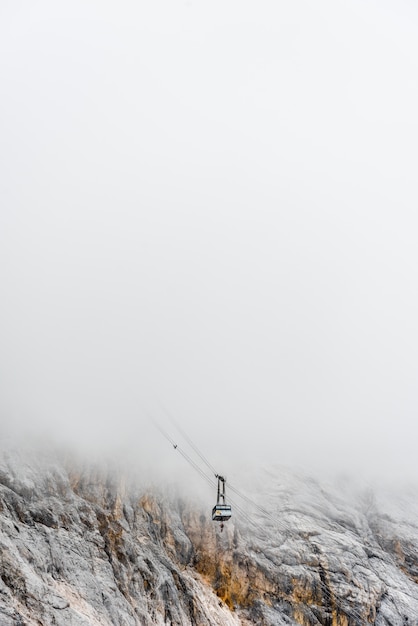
212;503;232;522
212;475;232;530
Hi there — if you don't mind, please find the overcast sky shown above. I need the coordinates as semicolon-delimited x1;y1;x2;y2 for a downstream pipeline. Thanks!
1;0;417;481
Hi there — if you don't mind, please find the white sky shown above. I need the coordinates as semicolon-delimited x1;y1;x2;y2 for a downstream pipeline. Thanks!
1;0;418;480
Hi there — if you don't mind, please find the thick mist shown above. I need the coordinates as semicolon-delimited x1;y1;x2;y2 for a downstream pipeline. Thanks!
1;0;418;484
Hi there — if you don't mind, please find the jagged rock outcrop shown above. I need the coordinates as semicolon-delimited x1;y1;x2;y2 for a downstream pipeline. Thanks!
1;446;418;625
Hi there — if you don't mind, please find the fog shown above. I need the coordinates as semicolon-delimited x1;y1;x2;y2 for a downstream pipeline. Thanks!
1;0;418;483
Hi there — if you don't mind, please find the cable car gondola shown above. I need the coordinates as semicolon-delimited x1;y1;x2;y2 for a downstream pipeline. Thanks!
212;475;232;531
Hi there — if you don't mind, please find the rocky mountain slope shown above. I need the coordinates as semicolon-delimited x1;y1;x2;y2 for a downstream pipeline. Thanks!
1;446;418;625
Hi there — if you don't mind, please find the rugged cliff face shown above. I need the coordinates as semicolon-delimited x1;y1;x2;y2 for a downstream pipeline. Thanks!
1;446;418;626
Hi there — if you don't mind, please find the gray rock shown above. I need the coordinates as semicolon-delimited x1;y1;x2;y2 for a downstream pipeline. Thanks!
0;448;418;625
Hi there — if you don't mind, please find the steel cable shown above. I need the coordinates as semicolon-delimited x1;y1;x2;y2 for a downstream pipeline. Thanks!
153;417;369;625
